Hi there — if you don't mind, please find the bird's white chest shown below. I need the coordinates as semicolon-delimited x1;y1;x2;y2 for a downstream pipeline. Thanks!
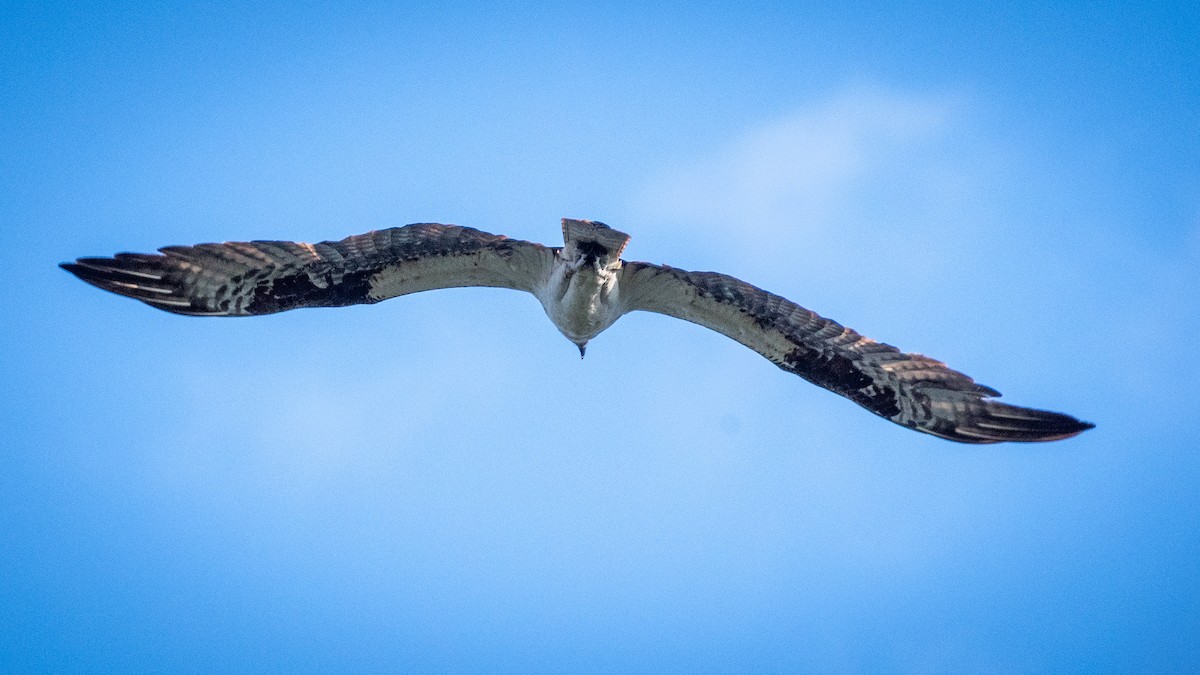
540;264;622;342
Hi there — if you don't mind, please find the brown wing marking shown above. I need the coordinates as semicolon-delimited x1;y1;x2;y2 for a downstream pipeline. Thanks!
619;261;1093;443
62;224;552;317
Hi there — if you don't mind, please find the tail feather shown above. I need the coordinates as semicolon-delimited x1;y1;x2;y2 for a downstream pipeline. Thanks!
561;218;631;262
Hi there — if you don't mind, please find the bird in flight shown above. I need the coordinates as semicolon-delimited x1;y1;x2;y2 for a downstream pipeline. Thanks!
61;218;1093;443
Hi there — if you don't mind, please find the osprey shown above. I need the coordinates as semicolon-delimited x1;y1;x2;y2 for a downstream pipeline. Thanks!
61;218;1093;444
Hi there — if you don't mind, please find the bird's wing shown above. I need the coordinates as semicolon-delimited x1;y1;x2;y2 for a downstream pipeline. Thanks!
61;224;555;316
618;262;1093;443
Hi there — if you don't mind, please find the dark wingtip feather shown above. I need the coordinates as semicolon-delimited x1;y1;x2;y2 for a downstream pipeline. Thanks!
60;259;112;286
946;402;1095;444
1076;419;1097;432
60;255;205;315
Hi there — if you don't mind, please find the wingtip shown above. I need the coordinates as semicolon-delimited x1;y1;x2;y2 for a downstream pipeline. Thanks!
1034;417;1095;442
942;404;1096;444
60;259;100;283
1043;412;1096;439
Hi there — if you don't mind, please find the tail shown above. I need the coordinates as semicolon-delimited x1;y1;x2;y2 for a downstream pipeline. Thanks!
561;218;631;266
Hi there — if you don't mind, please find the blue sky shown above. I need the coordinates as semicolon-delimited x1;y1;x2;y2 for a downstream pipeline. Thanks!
2;1;1197;671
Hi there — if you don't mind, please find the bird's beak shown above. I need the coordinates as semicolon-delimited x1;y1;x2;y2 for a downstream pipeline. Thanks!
577;342;587;359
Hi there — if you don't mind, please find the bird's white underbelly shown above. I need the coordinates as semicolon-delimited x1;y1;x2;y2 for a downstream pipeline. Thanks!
547;297;620;341
541;267;622;342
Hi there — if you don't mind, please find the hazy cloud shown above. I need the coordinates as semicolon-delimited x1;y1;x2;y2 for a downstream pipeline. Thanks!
638;86;960;243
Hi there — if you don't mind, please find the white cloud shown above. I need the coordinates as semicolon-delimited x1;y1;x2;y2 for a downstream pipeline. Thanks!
637;85;961;246
629;84;999;348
